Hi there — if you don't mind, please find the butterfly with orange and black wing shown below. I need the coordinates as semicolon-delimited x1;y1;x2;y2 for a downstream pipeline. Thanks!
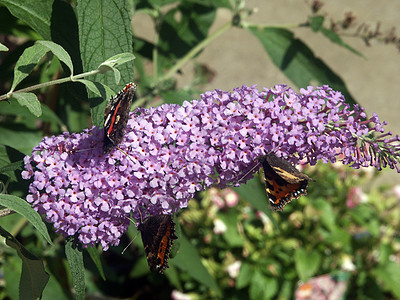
258;154;312;211
103;83;137;154
138;214;178;274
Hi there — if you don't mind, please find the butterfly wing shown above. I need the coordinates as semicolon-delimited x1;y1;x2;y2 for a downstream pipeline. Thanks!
103;83;137;154
138;214;177;273
259;154;311;211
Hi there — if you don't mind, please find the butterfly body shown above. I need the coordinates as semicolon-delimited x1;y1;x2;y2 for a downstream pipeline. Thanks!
103;83;137;154
259;154;312;211
138;214;177;274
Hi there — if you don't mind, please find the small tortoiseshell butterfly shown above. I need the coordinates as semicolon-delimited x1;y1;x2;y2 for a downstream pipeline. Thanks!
138;214;177;274
259;154;312;211
103;83;137;154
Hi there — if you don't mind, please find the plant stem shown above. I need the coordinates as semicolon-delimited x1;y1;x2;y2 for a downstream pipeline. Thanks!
1;69;100;101
157;20;233;83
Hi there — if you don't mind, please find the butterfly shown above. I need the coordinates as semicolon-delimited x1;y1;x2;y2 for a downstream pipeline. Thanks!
103;83;137;154
138;214;178;274
259;153;312;211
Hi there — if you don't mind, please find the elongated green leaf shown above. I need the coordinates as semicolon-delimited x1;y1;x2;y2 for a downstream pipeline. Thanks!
0;0;52;39
233;177;279;230
0;145;25;181
0;161;23;178
236;262;253;289
37;40;74;75
41;276;70;300
0;43;9;51
65;240;85;300
218;210;244;247
0;124;42;155
320;27;363;57
12;92;42;117
10;43;47;92
311;198;336;232
76;79;114;99
0;226;49;300
157;2;216;70
294;248;321;281
0;97;64;128
97;53;136;84
0;194;53;245
247;26;357;106
309;15;324;32
373;261;400;298
86;246;106;280
250;270;278;300
98;53;136;71
76;0;134;126
173;233;222;296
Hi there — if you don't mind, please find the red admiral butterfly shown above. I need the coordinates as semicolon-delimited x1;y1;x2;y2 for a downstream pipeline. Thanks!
103;83;137;154
259;154;312;211
138;214;177;274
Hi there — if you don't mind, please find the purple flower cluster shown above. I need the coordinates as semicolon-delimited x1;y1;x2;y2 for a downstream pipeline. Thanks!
22;85;400;250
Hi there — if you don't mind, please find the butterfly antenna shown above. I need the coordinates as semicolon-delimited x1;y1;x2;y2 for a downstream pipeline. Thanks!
232;159;262;186
115;146;138;165
121;214;139;255
121;236;137;255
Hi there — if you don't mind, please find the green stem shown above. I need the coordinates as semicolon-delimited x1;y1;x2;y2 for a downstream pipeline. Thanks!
241;21;301;30
1;69;100;101
153;33;159;82
157;20;233;83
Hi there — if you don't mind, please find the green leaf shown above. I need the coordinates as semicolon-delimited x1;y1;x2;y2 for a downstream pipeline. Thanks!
250;270;278;300
2;253;21;299
0;160;23;175
294;248;321;281
0;100;64;128
320;27;363;57
0;226;50;300
311;198;336;231
157;2;216;70
218;210;244;247
0;194;53;245
0;42;9;51
98;53;136;72
97;53;136;84
10;43;47;92
247;26;357;106
0;124;42;155
41;276;70;300
233;177;279;230
236;262;253;288
309;15;324;32
76;79;115;99
378;243;392;265
0;0;52;39
76;0;134;126
11;92;42;117
76;79;118;128
65;240;86;300
37;40;74;75
86;246;106;281
349;204;380;237
172;233;222;296
372;261;400;298
40;103;65;127
0;145;25;181
161;89;200;106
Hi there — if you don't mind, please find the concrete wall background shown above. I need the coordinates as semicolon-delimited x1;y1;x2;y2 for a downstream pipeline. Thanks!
133;1;400;186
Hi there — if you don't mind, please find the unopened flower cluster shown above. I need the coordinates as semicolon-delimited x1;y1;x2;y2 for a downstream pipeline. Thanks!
22;85;400;250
